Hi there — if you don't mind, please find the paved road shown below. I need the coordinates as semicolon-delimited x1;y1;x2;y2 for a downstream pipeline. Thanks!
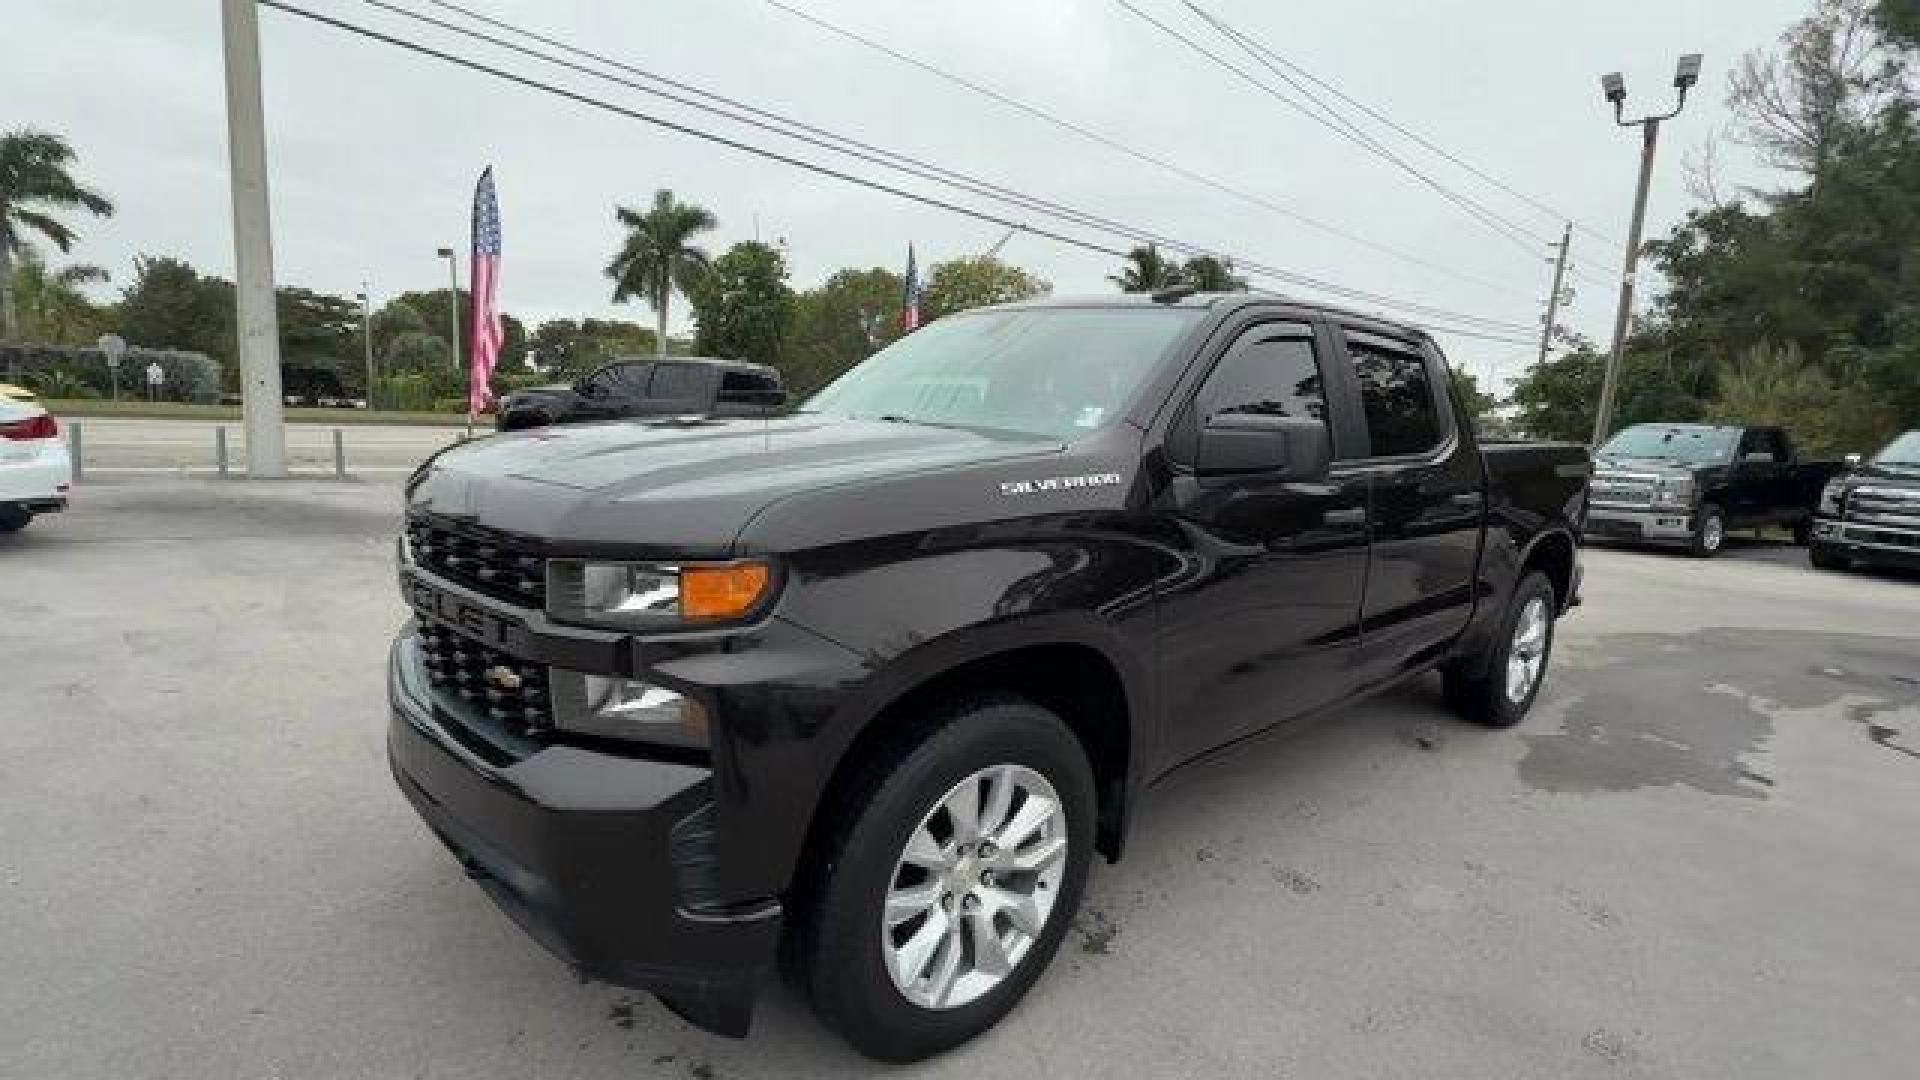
4;480;1917;1079
63;416;471;474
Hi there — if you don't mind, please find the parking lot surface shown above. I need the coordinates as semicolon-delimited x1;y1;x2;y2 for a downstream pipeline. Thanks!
4;480;1917;1079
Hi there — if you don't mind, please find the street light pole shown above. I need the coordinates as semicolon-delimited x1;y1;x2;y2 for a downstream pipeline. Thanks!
357;283;376;411
1591;54;1702;448
436;247;462;382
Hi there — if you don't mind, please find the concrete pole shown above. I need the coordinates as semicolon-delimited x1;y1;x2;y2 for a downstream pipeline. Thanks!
222;0;287;477
1592;118;1661;449
1536;224;1572;370
360;284;376;411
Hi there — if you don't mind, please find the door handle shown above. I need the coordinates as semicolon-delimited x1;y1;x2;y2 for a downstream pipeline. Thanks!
1324;508;1367;526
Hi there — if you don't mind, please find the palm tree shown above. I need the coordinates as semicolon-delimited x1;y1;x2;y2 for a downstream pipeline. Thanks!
9;250;108;343
1181;255;1249;292
0;129;114;343
1108;244;1185;292
605;189;716;357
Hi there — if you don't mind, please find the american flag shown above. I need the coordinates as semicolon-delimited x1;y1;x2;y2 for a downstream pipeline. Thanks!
468;167;503;416
901;243;921;332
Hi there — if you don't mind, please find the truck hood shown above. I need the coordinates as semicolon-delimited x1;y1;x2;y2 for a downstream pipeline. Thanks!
408;413;1068;555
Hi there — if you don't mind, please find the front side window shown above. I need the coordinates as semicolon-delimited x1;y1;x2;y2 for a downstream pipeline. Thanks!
807;307;1203;441
1348;338;1441;456
1198;332;1326;424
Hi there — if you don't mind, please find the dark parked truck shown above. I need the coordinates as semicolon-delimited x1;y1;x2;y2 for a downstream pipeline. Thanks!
1585;423;1840;557
496;358;783;431
387;294;1590;1061
1810;430;1920;572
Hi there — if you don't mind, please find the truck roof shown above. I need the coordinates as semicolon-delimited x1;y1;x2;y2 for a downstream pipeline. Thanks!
990;291;1436;343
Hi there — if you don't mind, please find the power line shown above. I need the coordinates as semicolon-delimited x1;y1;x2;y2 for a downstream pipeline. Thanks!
255;0;1540;345
1178;2;1623;256
354;0;1540;334
1114;0;1553;259
753;0;1530;300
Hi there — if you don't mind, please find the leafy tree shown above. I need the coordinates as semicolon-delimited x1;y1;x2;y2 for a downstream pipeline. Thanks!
117;256;235;381
606;189;716;358
1509;333;1705;441
689;241;794;367
1705;340;1891;455
0;128;113;343
1728;0;1902;180
1109;244;1184;292
922;256;1050;320
1182;255;1249;292
1447;365;1498;428
787;267;903;396
526;317;656;377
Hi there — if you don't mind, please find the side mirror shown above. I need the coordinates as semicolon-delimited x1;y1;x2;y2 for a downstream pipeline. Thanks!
1844;452;1863;469
1196;413;1330;480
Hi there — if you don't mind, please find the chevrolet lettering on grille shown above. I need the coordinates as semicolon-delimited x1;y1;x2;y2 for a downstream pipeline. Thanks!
402;568;518;647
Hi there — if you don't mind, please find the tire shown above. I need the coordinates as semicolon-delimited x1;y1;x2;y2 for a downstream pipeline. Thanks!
1808;542;1850;572
793;695;1096;1062
0;506;30;533
1444;572;1557;729
1688;503;1727;558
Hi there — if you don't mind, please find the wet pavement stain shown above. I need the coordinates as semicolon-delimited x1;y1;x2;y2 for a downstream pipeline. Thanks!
1075;907;1120;954
1519;629;1920;798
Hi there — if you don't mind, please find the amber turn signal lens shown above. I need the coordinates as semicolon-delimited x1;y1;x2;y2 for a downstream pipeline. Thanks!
680;562;772;621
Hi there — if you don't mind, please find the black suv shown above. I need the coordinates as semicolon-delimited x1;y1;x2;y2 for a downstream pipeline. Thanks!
496;358;783;430
389;294;1589;1060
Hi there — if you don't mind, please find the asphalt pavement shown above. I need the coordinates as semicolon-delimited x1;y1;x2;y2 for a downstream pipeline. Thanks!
3;479;1917;1079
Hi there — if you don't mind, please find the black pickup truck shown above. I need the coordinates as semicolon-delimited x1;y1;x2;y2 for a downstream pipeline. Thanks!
388;293;1590;1060
495;357;783;431
1810;429;1920;572
1585;422;1840;556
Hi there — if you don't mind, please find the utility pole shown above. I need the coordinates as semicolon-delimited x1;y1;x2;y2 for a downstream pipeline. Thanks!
358;283;376;411
1536;223;1571;370
221;0;287;477
1592;54;1702;448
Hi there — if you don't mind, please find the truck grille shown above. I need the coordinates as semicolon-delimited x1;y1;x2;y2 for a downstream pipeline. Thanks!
1589;472;1657;509
1846;486;1920;530
415;621;553;733
405;515;547;607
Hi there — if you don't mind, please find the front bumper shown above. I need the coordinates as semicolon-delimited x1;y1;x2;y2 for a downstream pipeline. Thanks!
1584;506;1694;543
387;632;781;1035
1811;517;1920;568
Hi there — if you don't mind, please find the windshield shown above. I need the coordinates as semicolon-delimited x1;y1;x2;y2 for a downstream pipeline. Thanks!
1871;430;1920;468
806;306;1203;440
1598;425;1738;466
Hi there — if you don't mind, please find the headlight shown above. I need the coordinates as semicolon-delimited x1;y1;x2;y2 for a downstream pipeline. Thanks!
1651;475;1694;507
549;670;709;747
1819;481;1845;516
546;559;774;630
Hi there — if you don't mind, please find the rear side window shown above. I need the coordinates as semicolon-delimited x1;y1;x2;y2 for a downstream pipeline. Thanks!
1347;337;1441;456
647;363;709;400
1197;333;1326;423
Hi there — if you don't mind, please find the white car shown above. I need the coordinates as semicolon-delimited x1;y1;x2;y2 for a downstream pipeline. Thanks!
0;395;72;533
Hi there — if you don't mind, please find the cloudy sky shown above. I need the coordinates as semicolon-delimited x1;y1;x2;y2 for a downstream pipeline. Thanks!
11;0;1810;388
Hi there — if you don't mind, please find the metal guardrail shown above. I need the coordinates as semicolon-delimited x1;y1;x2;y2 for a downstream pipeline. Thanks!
62;420;474;480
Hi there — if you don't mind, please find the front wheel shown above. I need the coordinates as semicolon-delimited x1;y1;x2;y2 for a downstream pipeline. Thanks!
794;696;1095;1062
1445;572;1557;728
1809;542;1851;571
1689;504;1727;558
0;506;31;533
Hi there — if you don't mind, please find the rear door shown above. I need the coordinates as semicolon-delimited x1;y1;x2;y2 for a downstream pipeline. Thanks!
1732;427;1789;524
1155;316;1371;765
1337;327;1484;681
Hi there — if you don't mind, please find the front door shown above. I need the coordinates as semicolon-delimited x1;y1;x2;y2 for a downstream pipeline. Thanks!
1338;329;1484;680
1155;319;1371;768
